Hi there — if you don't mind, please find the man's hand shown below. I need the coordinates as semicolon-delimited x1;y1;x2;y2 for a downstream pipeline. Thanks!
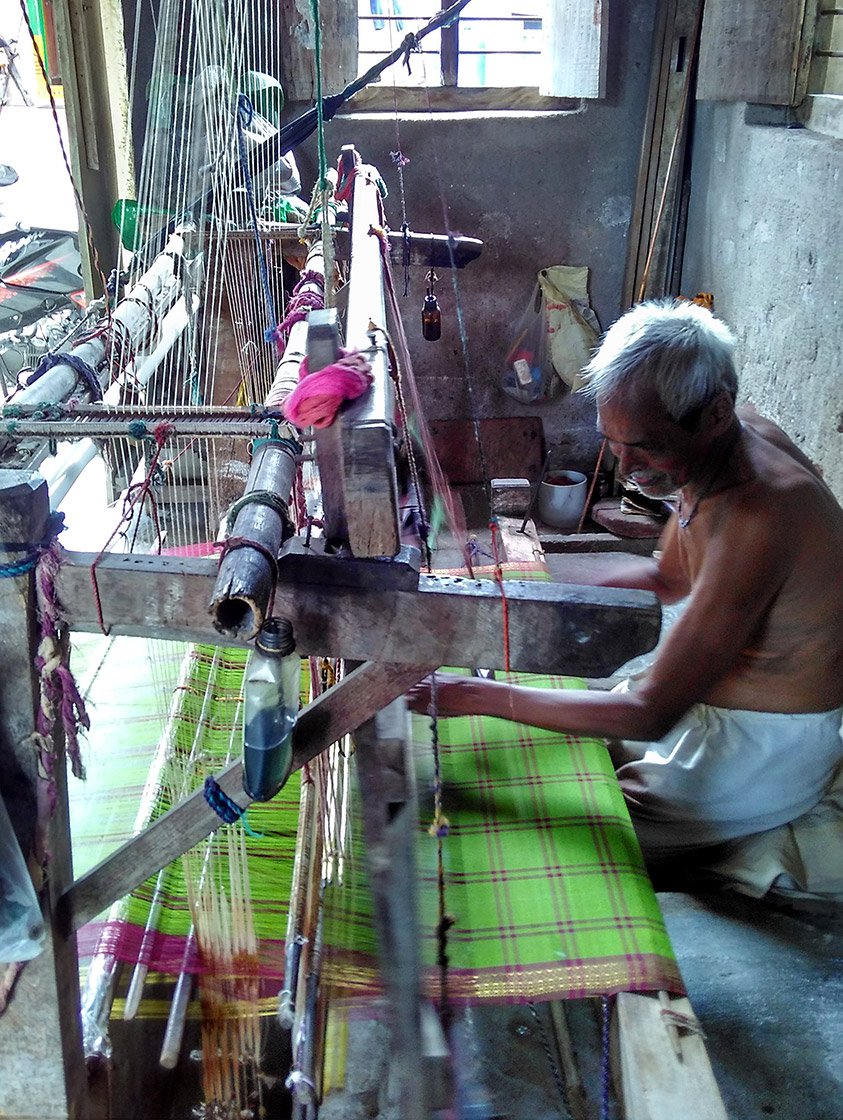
405;675;480;718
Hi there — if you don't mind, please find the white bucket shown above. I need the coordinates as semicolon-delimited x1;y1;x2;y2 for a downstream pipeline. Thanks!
538;470;588;529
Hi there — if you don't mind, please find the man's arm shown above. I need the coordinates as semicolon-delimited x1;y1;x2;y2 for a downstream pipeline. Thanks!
409;492;795;742
586;515;690;604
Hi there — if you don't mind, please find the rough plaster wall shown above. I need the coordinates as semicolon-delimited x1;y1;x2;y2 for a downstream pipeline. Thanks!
682;103;843;501
291;0;656;474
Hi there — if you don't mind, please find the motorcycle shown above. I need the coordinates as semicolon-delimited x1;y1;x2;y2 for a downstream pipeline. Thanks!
0;224;86;396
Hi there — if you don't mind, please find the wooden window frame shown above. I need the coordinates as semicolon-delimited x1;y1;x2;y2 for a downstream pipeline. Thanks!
352;2;580;113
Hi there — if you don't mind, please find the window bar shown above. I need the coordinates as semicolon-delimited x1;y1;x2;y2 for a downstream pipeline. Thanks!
441;0;459;87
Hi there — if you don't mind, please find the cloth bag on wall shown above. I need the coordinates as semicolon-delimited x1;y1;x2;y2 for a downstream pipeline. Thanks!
501;266;600;403
540;266;600;392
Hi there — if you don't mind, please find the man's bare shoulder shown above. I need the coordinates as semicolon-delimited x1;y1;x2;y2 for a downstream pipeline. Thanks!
737;403;825;481
701;430;840;565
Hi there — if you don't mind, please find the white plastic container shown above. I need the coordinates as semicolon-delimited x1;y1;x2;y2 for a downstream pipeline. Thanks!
538;470;588;530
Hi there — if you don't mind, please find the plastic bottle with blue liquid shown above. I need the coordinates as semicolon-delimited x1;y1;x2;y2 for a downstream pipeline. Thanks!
242;618;300;802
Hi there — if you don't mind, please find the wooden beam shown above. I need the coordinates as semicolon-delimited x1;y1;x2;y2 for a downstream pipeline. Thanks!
342;160;401;558
51;0;132;296
539;532;657;556
57;661;435;933
616;992;728;1120
219;227;484;271
543;0;609;98
495;515;545;566
353;699;428;1120
0;471;89;1120
54;549;661;676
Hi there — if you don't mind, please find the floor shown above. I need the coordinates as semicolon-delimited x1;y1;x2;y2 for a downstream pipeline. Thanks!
659;890;843;1120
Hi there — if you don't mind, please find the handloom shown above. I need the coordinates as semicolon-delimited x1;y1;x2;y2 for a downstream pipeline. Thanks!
0;2;710;1117
67;637;681;1114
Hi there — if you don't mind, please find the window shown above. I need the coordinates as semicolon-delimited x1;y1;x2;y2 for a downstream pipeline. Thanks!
357;1;548;89
807;5;843;96
797;5;843;140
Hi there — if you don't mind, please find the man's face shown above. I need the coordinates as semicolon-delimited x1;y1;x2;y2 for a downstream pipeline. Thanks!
597;387;703;498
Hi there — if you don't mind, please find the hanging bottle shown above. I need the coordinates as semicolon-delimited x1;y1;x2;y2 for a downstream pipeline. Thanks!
422;268;441;341
242;617;300;802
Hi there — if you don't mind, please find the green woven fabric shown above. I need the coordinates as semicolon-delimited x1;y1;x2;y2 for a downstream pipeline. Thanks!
71;615;682;1008
323;672;682;1003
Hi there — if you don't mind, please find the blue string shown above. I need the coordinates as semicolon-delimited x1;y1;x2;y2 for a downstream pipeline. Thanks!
0;551;40;579
202;776;264;836
0;512;66;579
235;93;278;342
27;352;104;401
252;434;302;456
203;775;244;825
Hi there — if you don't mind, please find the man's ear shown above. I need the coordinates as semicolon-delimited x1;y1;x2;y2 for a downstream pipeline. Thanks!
704;391;735;435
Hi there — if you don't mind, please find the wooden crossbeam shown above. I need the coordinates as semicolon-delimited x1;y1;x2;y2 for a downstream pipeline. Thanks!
54;549;660;677
57;660;434;934
217;226;484;270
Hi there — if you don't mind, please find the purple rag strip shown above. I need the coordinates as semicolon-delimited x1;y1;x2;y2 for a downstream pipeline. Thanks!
34;541;90;788
272;270;326;349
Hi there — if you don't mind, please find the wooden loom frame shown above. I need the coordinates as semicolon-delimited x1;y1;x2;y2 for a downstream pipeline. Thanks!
0;155;725;1120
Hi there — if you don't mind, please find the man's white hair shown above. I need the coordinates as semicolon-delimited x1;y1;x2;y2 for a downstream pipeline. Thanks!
581;300;738;422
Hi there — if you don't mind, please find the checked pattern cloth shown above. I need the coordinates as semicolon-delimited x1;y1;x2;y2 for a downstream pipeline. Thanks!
323;672;683;1005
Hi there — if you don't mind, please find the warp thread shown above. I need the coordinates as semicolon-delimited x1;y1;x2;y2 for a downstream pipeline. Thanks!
661;1007;706;1037
235;93;278;341
282;350;373;430
368;220;472;574
374;325;433;568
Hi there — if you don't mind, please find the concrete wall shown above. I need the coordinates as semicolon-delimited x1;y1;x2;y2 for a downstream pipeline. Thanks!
291;0;657;475
681;103;843;501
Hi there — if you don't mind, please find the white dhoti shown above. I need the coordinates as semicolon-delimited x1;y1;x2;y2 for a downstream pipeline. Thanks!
614;702;843;858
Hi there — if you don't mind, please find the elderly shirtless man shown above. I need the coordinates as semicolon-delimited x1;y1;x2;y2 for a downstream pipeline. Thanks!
410;300;843;859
